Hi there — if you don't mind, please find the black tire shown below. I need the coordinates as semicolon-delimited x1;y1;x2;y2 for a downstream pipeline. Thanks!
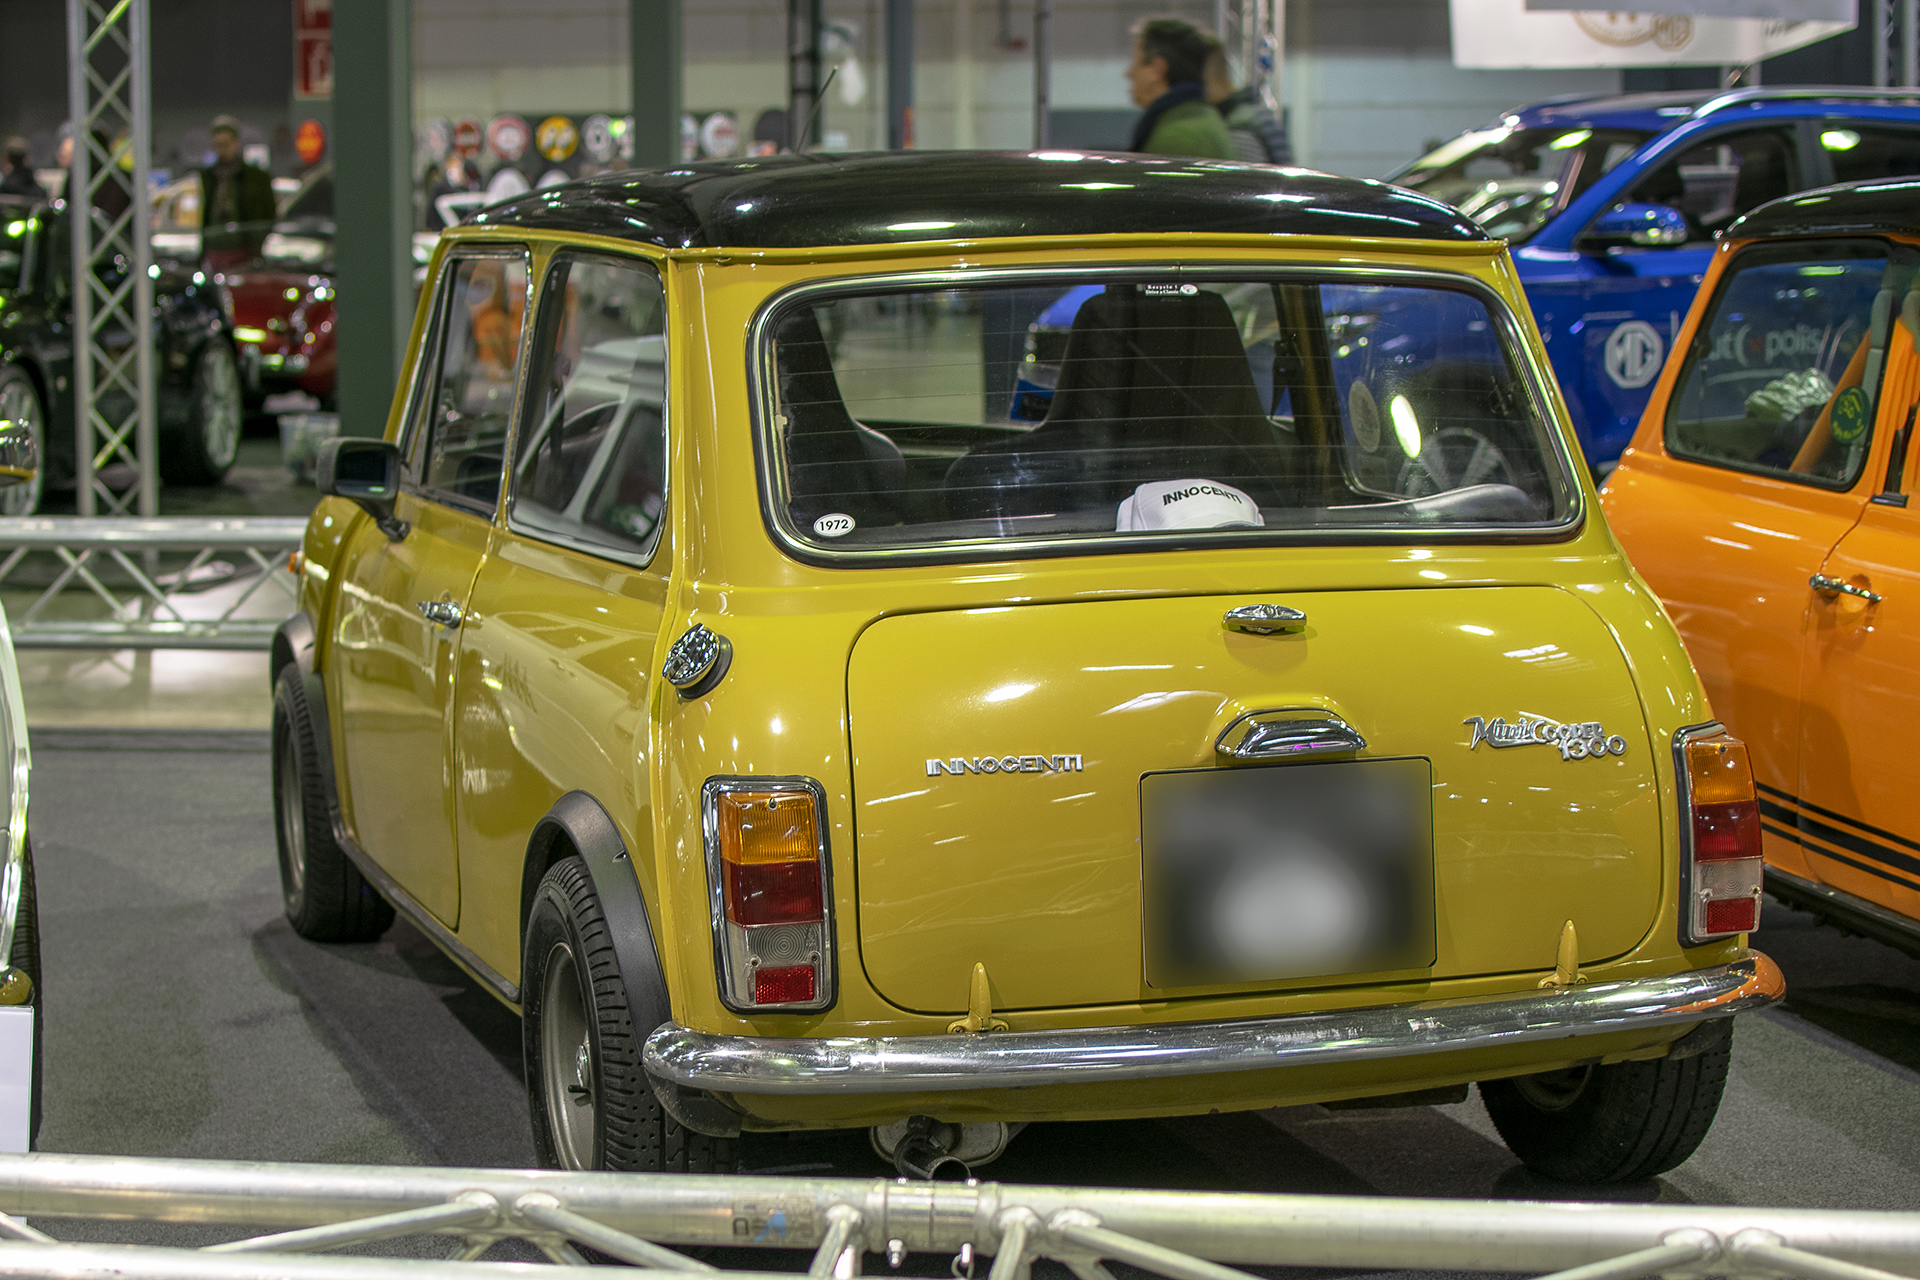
1481;1023;1733;1183
162;340;243;485
0;365;46;516
522;856;733;1173
11;836;41;1149
271;666;394;942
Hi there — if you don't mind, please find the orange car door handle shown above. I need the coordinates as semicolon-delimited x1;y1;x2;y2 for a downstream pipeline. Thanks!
1810;573;1883;604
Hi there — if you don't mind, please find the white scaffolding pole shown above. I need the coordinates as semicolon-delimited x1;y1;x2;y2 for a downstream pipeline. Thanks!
63;0;156;519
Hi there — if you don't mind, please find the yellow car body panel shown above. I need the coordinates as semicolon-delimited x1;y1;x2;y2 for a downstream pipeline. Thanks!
288;191;1760;1133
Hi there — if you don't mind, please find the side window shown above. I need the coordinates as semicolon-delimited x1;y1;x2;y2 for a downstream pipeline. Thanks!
416;253;529;512
509;254;667;562
1666;239;1903;487
1619;129;1797;243
1822;126;1920;184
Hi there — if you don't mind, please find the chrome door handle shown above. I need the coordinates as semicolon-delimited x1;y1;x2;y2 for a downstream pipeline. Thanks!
416;599;464;629
1810;573;1882;604
1223;603;1306;635
1217;709;1366;761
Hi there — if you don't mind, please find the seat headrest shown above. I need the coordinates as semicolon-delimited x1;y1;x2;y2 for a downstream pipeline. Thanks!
1042;286;1267;434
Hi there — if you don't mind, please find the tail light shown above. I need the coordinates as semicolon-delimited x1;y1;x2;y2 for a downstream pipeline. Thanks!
702;778;834;1012
1674;723;1763;945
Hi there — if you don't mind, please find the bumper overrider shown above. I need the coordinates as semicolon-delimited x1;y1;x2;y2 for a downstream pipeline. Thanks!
644;954;1781;1102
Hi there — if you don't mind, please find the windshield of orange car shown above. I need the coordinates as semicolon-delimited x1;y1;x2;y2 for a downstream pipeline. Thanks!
1392;125;1653;243
1666;238;1912;487
759;275;1578;557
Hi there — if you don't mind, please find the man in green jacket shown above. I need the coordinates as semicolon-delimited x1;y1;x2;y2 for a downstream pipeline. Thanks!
1126;18;1234;160
199;115;277;265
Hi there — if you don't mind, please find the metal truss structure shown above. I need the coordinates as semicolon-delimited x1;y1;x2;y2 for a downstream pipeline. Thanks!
0;517;304;649
0;1153;1916;1280
64;0;157;519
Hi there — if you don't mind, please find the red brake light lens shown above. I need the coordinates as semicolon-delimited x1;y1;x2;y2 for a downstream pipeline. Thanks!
752;964;818;1005
724;859;824;926
1692;799;1762;862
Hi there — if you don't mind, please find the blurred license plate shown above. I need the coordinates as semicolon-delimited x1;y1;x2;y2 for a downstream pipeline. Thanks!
1142;758;1434;989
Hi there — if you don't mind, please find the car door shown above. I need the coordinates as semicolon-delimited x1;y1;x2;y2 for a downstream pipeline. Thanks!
330;246;528;926
449;250;672;984
1530;126;1804;466
1791;314;1920;916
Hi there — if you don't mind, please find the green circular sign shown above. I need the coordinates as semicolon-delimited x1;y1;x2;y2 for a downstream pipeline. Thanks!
1832;385;1871;443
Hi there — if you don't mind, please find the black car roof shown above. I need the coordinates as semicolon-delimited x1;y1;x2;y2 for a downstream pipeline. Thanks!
469;150;1487;249
1729;177;1920;241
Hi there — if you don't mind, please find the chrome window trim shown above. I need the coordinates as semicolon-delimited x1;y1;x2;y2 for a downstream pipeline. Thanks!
745;263;1588;570
399;243;534;520
502;249;670;571
700;775;837;1015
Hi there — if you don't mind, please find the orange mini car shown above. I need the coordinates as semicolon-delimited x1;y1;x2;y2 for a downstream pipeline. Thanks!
1604;177;1920;950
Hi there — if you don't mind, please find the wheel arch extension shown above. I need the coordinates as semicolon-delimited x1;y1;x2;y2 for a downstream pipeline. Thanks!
271;611;317;686
522;792;741;1137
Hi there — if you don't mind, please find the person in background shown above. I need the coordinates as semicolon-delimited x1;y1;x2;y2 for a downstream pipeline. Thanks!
0;139;43;199
1202;42;1293;166
198;114;276;264
1126;17;1234;160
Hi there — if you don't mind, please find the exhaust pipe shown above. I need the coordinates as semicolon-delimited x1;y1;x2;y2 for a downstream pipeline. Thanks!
870;1117;1021;1181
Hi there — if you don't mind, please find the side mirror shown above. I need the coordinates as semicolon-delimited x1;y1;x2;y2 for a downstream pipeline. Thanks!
316;437;409;541
0;421;37;492
1580;202;1689;251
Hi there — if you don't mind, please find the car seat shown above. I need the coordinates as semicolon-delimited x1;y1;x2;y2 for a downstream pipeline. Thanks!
945;285;1286;522
773;305;907;528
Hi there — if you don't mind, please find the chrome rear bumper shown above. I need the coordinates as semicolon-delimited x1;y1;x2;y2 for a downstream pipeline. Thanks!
643;954;1782;1096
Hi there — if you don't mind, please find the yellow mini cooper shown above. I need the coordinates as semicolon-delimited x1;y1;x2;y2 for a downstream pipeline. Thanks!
275;151;1782;1184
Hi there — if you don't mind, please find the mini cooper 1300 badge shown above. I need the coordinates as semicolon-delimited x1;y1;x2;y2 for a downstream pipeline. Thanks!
1464;714;1628;760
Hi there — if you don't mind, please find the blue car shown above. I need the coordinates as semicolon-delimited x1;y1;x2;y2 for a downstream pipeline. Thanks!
1012;89;1920;474
1391;86;1920;470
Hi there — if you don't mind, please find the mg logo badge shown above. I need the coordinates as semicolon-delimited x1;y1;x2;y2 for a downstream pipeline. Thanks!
1604;320;1665;390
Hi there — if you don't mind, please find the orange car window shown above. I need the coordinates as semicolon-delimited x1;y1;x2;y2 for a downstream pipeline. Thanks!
1666;238;1909;488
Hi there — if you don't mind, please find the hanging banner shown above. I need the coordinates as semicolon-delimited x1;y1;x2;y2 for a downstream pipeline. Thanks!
1453;1;1854;66
1524;0;1852;15
293;0;332;100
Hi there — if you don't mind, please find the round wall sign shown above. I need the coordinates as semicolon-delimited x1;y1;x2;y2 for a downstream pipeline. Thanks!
452;119;483;158
536;115;578;162
487;114;530;162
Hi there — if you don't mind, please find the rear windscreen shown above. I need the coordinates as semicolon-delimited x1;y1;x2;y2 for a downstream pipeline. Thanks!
760;275;1577;555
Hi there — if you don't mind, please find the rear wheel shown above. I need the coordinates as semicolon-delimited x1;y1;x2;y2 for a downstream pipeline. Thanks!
271;666;394;942
1481;1022;1732;1183
0;366;46;516
163;340;242;485
522;856;732;1173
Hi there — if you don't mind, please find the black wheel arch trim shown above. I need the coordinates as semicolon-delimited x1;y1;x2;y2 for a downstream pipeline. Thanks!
271;611;317;685
285;662;523;1009
526;791;742;1138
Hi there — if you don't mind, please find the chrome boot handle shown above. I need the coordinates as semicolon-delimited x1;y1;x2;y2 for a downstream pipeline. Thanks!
1810;573;1882;604
1217;709;1366;761
416;599;464;629
1223;603;1306;635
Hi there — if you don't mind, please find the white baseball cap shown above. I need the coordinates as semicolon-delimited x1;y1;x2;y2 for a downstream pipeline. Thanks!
1116;478;1265;532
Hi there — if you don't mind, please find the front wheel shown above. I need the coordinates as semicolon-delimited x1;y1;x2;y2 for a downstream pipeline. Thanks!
271;667;394;942
163;340;243;485
0;366;46;516
1481;1021;1732;1183
522;856;732;1173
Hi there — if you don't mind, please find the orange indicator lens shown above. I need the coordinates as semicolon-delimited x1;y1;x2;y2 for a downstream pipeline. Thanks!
1684;733;1756;806
715;790;824;927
